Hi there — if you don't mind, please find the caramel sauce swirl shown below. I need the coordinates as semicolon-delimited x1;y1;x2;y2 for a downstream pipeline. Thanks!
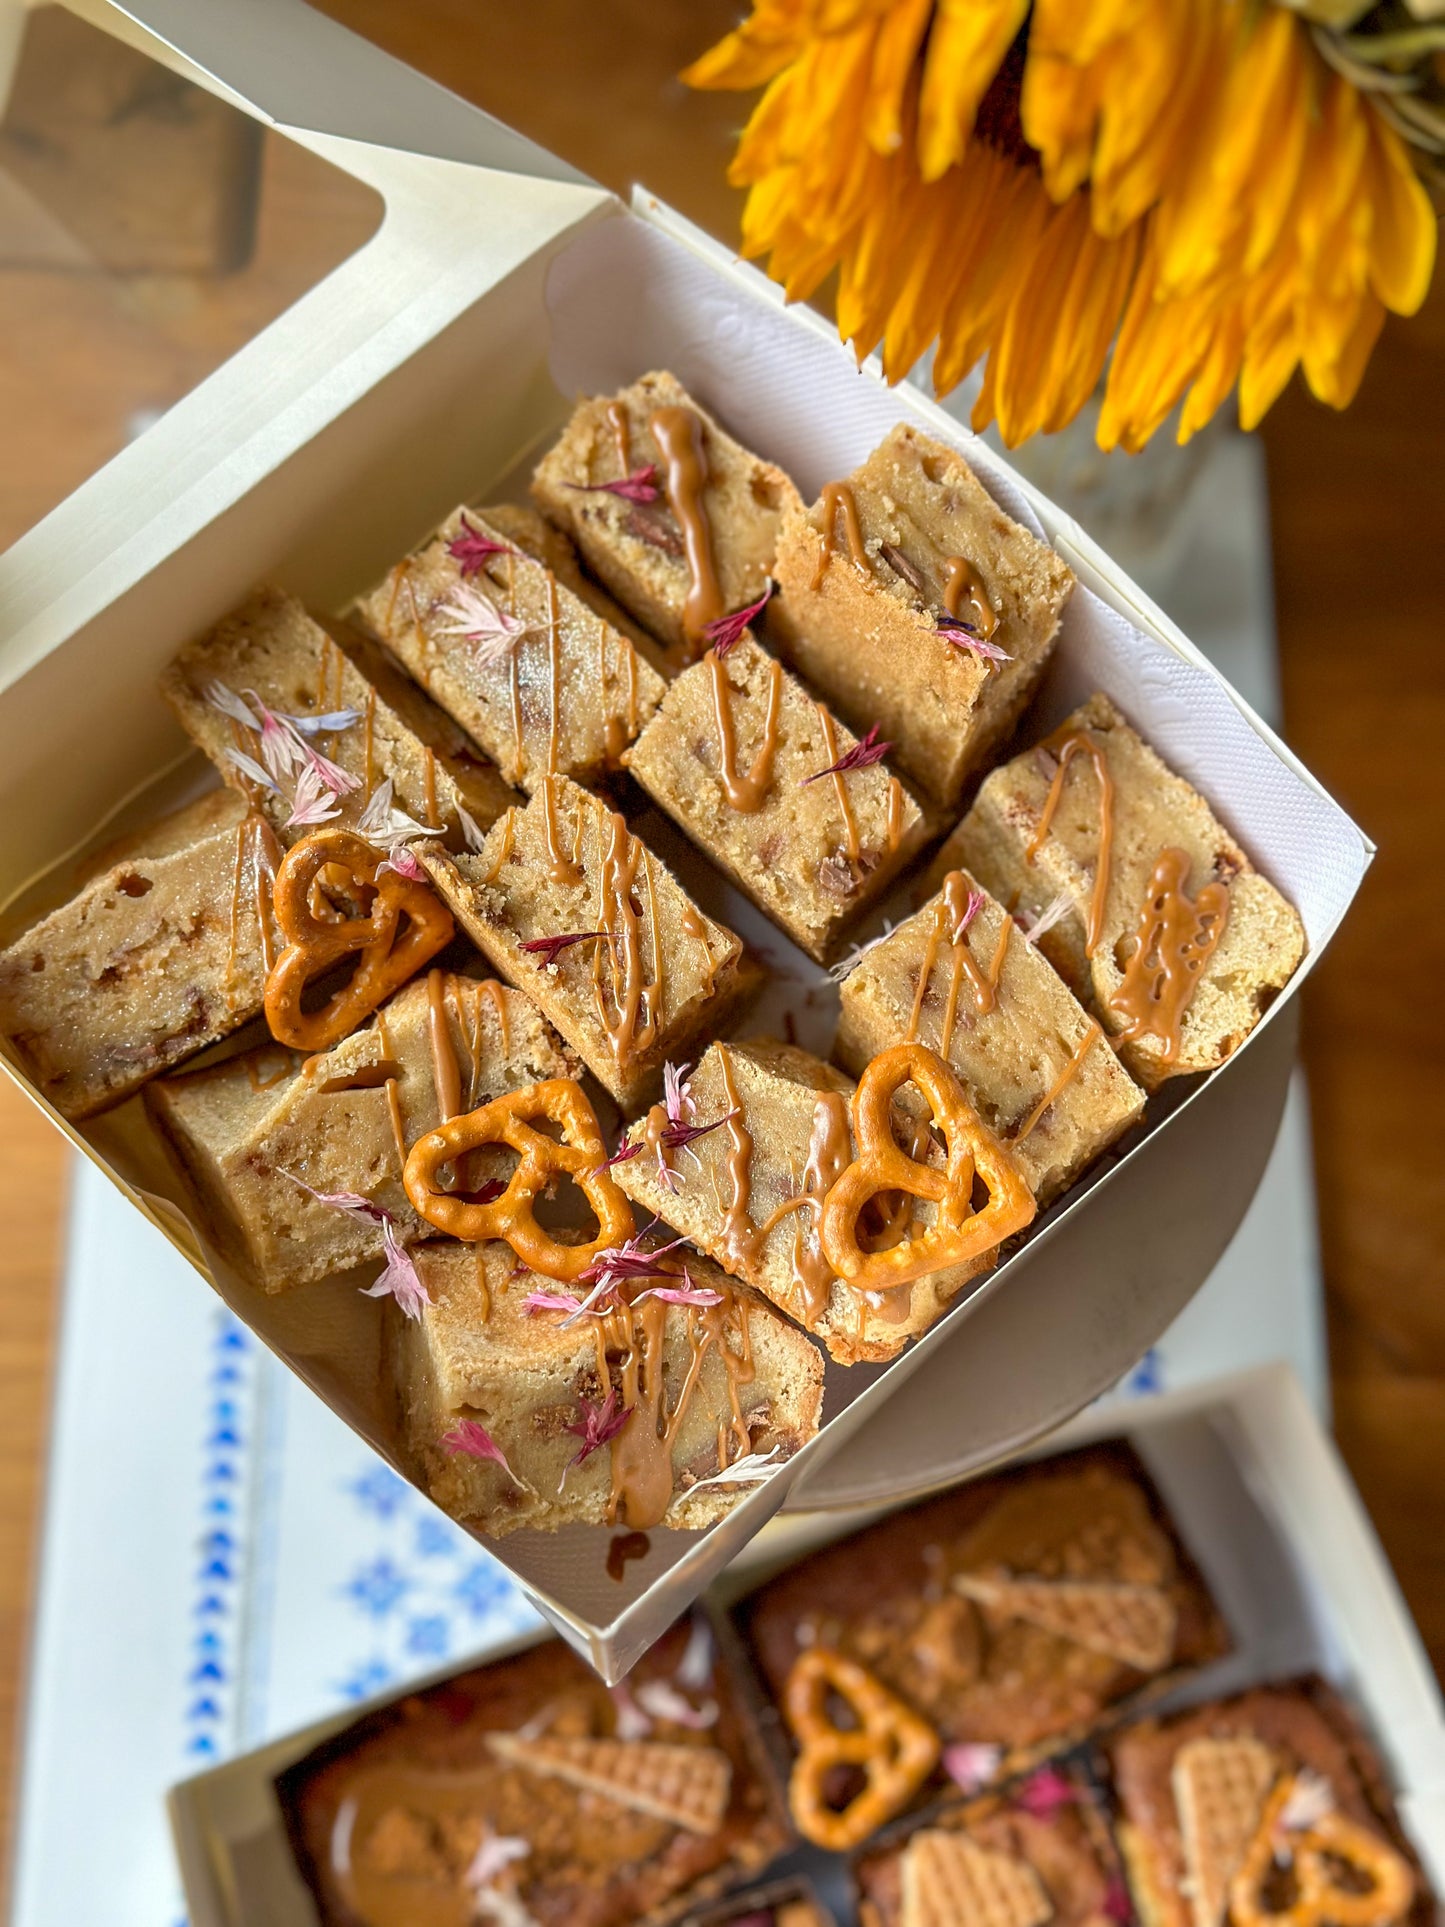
942;554;998;640
591;805;661;1068
1013;1020;1104;1143
1026;731;1115;958
650;404;723;655
906;870;1012;1054
331;1764;509;1927
224;808;280;1009
425;967;462;1123
885;777;906;854
606;397;632;475
811;481;868;589
540;775;583;887
815;704;862;863
1108;847;1229;1061
707;645;783;812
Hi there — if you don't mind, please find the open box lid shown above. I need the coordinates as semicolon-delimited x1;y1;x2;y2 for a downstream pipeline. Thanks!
0;0;1375;1678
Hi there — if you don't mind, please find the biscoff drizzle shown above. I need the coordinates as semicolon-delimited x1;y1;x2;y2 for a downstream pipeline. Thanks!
1026;731;1115;957
811;481;868;589
649;404;723;654
707;646;783;812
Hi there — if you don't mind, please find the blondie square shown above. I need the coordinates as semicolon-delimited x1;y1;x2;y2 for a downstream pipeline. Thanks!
835;867;1144;1205
945;694;1307;1089
625;634;929;964
275;1618;792;1927
161;585;515;849
147;971;572;1291
608;1038;999;1366
419;775;747;1111
0;789;277;1120
737;1441;1229;1828
532;370;802;665
352;505;666;792
770;423;1073;810
1107;1681;1430;1927
392;1242;824;1535
855;1769;1126;1927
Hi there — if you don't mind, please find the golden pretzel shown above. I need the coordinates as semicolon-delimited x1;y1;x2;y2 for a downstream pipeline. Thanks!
782;1646;940;1852
820;1043;1036;1293
403;1078;636;1283
264;829;453;1052
1229;1774;1416;1927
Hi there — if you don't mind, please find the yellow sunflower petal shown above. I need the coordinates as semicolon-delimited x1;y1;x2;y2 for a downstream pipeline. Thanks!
1304;289;1385;410
917;0;1028;184
1364;110;1438;316
933;161;1050;395
1022;46;1109;203
1091;0;1215;238
863;0;933;154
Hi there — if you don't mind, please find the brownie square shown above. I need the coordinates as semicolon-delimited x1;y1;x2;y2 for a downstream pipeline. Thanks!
1105;1679;1433;1927
275;1618;790;1927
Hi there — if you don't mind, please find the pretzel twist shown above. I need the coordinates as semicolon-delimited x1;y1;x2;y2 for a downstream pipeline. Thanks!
1229;1775;1416;1927
264;830;453;1052
403;1079;635;1282
782;1646;940;1852
820;1043;1036;1293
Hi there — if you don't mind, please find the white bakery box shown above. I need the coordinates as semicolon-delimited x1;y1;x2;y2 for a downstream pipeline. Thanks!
167;1365;1445;1925
0;0;1371;1678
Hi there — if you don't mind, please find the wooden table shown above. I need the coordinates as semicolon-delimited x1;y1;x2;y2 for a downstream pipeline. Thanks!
1;0;1442;1897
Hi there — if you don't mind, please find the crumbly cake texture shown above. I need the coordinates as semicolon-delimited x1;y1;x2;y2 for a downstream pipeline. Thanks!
835;867;1145;1206
608;1038;996;1366
274;1619;791;1927
419;775;748;1111
147;973;572;1292
737;1442;1229;1801
531;369;802;664
390;1242;824;1535
769;424;1073;811
946;692;1307;1090
352;505;666;792
161;585;515;848
1107;1681;1433;1927
855;1773;1124;1927
0;789;277;1120
478;500;675;679
625;634;929;964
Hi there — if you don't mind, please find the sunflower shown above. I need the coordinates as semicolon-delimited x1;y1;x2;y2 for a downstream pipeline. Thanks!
684;0;1439;451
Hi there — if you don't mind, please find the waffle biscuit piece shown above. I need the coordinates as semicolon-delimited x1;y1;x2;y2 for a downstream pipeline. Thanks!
486;1733;732;1836
0;790;275;1120
419;774;748;1111
625;634;929;963
532;370;802;666
769;423;1072;810
943;693;1306;1089
353;505;666;792
953;1573;1178;1674
148;972;570;1291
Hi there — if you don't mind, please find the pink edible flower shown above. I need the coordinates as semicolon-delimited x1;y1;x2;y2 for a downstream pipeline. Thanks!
437;581;529;667
1102;1877;1134;1924
610;1679;652;1740
566;464;661;504
942;1741;1003;1793
377;846;425;882
1015;1766;1078;1817
223;746;280;794
447;513;515;577
702;581;773;657
283;1172;393;1227
634;1275;724;1308
299;740;361;798
1278;1771;1335;1832
565;1230;689;1322
559;1389;630;1486
521;931;614;968
663;1059;695;1128
801;723;893;785
951;888;988;944
286;764;341;829
1018;890;1074;947
938;614;1013;666
521;1288;585;1317
443;1417;527;1488
634;1678;719;1729
360;1221;430;1321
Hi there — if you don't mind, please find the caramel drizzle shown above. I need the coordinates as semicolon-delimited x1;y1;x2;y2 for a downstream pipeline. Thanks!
717;1051;760;1275
624;643;639;732
480;807;515;886
707;646;783;812
422;749;439;832
1026;731;1116;957
545;571;562;777
906;870;1013;1053
785;1092;851;1323
381;559;407;635
680;904;718;998
425;967;462;1123
541;776;583;886
602;1283;756;1530
885;777;906;854
373;1010;408;1174
815;704;861;863
470;976;511;1067
942;554;998;640
649;404;723;655
590;804;660;1067
473;1245;491;1325
1014;1020;1104;1143
811;481;868;589
606;397;632;476
244;1046;295;1094
1108;848;1230;1062
225;810;280;1009
331;1764;507;1927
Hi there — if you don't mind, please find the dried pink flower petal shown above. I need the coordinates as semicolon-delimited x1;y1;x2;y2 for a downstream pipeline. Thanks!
634;1276;725;1308
283;1172;393;1226
633;1678;718;1729
521;930;614;968
286;764;342;829
702;581;773;657
675;1614;716;1692
447;514;515;578
288;707;364;737
1014;1766;1078;1817
559;1389;630;1487
521;1288;585;1317
437;581;530;668
464;1828;530;1891
663;1059;695;1128
377;846;425;882
951;888;988;944
801;723;893;785
224;746;281;794
1019;890;1074;946
300;741;361;798
360;1221;430;1320
566;464;661;504
938;614;1013;666
1278;1770;1335;1832
610;1679;652;1740
942;1740;1003;1793
442;1416;526;1488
